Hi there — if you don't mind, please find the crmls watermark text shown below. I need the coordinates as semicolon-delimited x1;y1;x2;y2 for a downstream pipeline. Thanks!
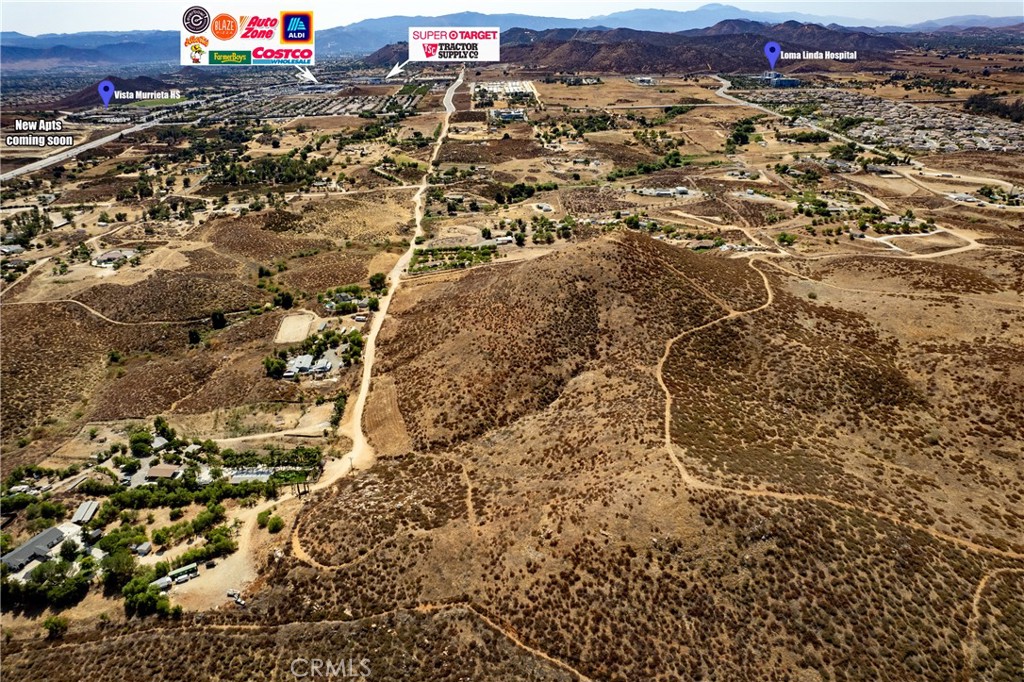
290;658;371;678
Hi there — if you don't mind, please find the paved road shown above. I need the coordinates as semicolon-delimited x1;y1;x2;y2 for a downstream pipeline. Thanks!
1;118;163;183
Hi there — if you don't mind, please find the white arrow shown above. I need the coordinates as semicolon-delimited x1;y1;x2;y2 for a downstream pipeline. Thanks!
387;60;411;79
294;66;319;84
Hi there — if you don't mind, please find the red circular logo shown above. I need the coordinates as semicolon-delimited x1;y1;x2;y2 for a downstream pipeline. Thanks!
211;14;238;40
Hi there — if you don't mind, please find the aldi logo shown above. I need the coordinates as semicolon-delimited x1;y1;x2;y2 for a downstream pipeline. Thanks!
280;12;312;43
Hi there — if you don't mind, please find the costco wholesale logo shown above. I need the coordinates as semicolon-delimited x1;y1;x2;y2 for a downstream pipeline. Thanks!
422;43;438;58
280;12;313;43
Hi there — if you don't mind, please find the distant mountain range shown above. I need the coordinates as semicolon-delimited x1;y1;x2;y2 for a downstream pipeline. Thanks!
367;22;911;74
1;30;179;69
316;7;1023;54
1;3;1020;69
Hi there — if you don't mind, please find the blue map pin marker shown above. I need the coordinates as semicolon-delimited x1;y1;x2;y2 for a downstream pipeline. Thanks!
764;42;781;70
98;80;115;108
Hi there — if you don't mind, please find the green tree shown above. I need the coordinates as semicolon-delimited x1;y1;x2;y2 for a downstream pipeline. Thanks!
266;516;284;533
263;356;286;379
59;539;79;562
42;616;69;639
211;311;227;329
129;430;153;458
274;291;294;309
368;272;387;293
101;550;138;592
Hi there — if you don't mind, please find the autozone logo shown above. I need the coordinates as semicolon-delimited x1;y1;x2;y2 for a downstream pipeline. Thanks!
422;43;438;58
239;15;278;39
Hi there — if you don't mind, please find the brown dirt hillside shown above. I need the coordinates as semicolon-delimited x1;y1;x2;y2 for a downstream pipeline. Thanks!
4;233;1021;681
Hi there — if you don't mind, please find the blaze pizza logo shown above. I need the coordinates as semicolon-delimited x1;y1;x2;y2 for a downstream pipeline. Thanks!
422;43;438;58
211;14;238;40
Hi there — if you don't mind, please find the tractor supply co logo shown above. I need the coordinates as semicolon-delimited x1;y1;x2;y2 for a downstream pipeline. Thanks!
183;6;210;33
184;35;209;63
180;6;314;65
408;27;500;62
281;12;312;43
210;50;251;64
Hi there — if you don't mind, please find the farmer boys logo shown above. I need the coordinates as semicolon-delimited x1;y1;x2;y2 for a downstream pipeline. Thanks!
180;6;315;65
409;27;500;62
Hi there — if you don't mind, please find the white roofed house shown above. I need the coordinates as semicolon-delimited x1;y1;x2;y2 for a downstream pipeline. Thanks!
92;249;138;268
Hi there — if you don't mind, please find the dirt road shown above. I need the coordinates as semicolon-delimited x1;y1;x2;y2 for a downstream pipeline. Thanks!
175;71;466;610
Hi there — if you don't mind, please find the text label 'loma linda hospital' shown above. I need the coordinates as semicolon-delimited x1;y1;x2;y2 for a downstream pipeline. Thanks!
781;50;858;61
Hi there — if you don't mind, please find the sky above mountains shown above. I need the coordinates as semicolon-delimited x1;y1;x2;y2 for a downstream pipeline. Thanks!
2;0;1020;35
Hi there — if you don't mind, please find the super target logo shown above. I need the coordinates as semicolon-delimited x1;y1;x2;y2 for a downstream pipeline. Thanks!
422;43;439;58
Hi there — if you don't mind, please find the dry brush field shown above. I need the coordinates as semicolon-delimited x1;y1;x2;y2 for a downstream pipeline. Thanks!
4;232;1022;680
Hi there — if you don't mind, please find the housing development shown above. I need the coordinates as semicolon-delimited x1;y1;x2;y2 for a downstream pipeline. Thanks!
0;2;1022;681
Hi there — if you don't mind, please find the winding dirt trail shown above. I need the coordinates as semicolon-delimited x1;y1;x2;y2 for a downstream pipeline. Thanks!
0;297;221;326
656;258;1024;562
32;600;594;681
962;567;1024;680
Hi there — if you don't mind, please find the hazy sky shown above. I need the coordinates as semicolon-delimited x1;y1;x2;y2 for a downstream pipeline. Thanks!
2;0;1021;36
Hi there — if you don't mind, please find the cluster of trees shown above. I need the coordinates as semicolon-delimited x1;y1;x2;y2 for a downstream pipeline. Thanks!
265;328;365;377
209;153;330;188
330;392;348;428
257;509;284;533
828;142;861;162
566;113;615;136
1;548;94;610
964;93;1024;123
777;130;831;143
221;446;322;469
88;477;277;529
494;182;558;204
832;116;871;133
334;120;394;148
151;503;225;548
1;207;53;247
115;174;156;201
409;245;499;273
727;118;758;147
606;148;695;181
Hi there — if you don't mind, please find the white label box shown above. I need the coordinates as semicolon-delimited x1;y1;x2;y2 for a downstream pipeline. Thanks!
408;27;500;62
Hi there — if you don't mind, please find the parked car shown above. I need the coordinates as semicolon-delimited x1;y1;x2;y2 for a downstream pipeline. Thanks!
227;589;239;598
206;560;216;569
174;574;190;584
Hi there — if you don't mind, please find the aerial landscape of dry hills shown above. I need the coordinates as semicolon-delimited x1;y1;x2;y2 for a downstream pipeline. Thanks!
1;4;1024;680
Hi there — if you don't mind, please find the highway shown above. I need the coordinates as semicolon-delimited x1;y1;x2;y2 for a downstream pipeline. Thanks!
1;117;168;183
